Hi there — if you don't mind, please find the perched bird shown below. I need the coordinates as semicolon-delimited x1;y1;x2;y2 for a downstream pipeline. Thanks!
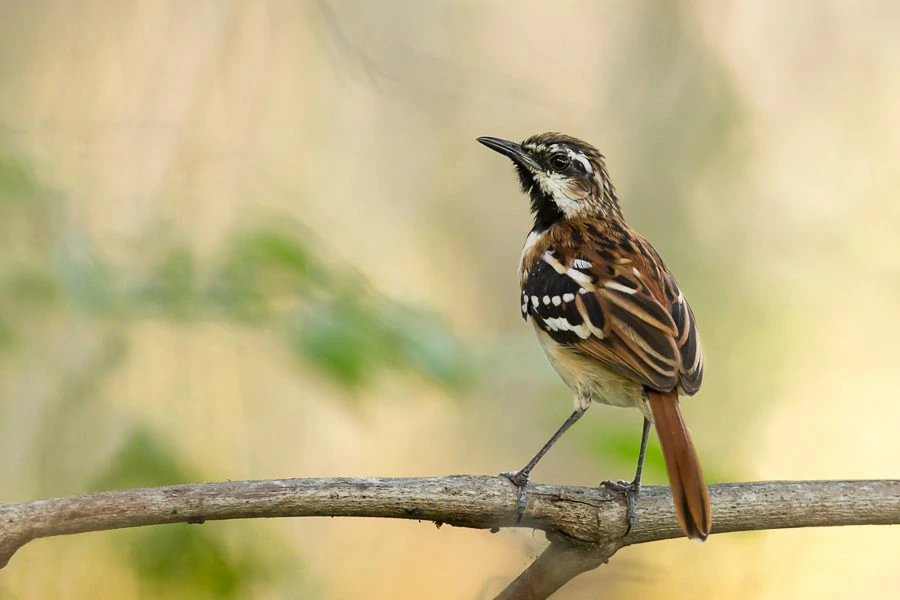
478;132;711;540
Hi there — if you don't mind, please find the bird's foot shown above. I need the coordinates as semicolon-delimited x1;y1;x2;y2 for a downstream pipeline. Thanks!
500;470;531;521
601;479;641;534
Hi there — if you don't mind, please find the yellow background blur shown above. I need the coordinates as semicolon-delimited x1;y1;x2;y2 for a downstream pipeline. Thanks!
1;1;899;599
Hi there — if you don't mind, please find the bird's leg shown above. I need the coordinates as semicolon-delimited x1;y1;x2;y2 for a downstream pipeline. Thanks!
501;402;588;521
601;417;651;534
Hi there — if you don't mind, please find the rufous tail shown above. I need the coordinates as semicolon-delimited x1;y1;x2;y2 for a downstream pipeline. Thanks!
647;389;711;541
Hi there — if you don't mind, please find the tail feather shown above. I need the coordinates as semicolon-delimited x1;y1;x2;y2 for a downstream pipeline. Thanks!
647;389;711;540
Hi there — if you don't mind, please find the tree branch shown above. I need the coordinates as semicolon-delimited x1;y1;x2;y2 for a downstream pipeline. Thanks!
1;477;897;599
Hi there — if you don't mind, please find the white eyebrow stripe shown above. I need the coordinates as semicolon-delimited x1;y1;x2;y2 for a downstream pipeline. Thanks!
570;150;593;174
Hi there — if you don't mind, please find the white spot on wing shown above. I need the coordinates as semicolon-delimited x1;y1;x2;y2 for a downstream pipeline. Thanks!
572;258;592;269
531;296;539;307
552;296;561;306
604;281;637;294
543;316;591;339
542;252;567;274
563;293;575;302
542;295;551;305
566;268;593;287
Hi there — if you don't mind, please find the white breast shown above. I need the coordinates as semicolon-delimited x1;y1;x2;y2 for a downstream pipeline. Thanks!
532;325;647;414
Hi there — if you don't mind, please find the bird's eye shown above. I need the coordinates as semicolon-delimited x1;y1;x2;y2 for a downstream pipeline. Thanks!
548;152;571;171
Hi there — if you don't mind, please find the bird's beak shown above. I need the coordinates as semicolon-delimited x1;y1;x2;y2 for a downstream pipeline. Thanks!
477;136;539;170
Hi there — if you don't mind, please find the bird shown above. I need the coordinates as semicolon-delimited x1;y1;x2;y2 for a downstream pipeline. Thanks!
477;132;711;540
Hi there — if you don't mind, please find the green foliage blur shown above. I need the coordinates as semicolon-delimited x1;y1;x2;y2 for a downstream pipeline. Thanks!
0;140;471;597
0;144;473;391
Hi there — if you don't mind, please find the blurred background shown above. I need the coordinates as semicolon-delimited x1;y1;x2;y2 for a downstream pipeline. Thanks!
1;1;899;598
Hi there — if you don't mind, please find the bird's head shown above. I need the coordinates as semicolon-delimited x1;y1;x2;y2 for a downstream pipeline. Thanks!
478;132;621;231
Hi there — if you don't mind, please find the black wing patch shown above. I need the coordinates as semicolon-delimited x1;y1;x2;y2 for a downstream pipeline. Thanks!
522;257;594;346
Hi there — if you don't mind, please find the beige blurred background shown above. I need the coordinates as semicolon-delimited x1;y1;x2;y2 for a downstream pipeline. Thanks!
1;1;899;598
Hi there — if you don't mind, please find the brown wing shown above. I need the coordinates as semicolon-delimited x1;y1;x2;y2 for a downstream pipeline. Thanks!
521;220;703;395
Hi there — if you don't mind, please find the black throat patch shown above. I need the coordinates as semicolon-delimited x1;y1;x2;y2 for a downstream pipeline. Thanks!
515;164;564;232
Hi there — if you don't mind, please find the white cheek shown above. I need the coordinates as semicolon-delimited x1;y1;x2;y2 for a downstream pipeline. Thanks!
535;172;579;216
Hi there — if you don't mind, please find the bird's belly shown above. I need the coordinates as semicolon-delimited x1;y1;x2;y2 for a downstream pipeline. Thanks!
533;325;644;409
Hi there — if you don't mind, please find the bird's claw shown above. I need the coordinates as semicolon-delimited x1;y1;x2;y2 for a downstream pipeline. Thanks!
601;479;641;534
500;470;530;521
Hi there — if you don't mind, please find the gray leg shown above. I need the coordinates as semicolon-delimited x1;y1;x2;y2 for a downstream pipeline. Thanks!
602;417;651;534
501;406;587;520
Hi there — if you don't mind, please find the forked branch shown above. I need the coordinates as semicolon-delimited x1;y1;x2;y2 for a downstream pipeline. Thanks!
1;477;897;599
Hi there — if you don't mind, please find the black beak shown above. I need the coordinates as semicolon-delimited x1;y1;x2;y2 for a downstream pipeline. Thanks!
477;136;539;170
